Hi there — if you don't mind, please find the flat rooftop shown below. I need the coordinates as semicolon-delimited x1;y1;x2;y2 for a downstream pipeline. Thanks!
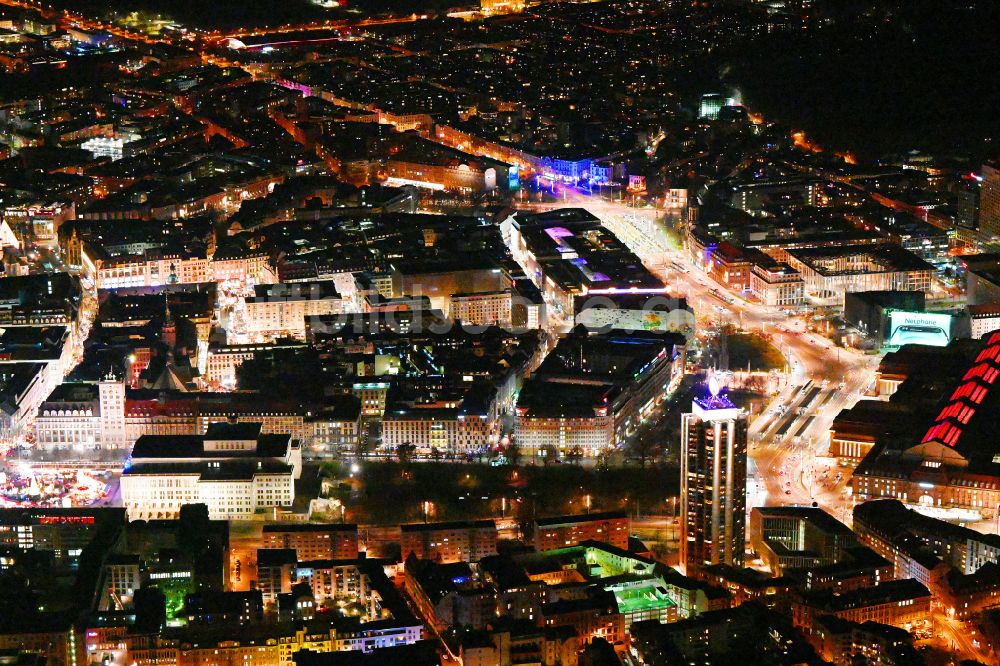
787;243;933;276
513;208;663;293
614;582;675;614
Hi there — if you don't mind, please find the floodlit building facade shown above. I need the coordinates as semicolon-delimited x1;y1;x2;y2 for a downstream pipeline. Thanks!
680;381;748;574
120;423;299;521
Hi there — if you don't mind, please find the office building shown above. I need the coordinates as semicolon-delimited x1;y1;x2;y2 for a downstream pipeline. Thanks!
698;94;729;121
448;290;513;328
729;178;821;214
35;384;360;455
211;245;276;285
786;244;934;303
515;329;686;455
0;272;81;329
203;340;307;389
956;177;981;232
748;262;804;307
501;208;664;316
81;245;212;290
631;603;814;664
680;378;748;574
962;253;1000;305
969;303;1000;339
749;507;858;575
244;281;345;340
979;161;1000;238
708;242;752;292
120;422;299;521
0;326;73;431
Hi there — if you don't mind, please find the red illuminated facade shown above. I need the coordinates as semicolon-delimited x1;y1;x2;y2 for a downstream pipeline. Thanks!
853;331;1000;516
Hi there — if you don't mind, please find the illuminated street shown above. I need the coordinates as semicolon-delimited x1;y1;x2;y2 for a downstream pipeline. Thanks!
0;0;991;663
517;183;881;527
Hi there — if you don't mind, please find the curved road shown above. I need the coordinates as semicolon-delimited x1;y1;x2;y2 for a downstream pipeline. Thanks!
516;187;879;525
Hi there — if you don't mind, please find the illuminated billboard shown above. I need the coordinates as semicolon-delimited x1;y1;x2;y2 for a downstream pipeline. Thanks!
887;310;953;348
508;164;520;191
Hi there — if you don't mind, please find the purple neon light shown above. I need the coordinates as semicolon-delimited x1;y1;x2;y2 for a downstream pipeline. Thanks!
695;392;736;411
544;227;575;240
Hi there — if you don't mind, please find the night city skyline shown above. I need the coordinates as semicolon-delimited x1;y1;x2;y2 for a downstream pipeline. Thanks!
0;0;997;664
